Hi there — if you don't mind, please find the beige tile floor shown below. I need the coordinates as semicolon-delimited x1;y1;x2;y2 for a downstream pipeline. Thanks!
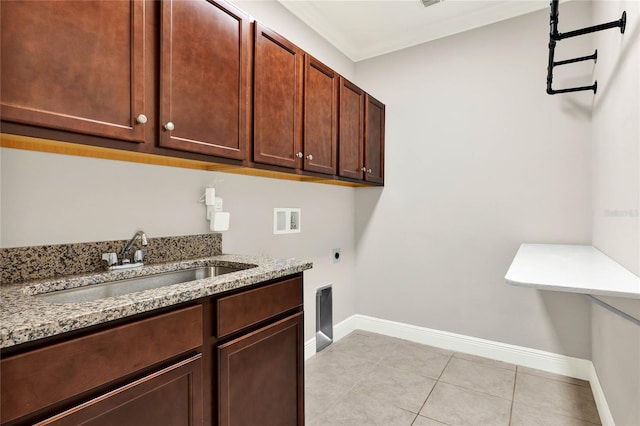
305;331;601;426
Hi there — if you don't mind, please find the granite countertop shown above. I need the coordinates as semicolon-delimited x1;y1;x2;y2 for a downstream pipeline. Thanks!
1;254;312;349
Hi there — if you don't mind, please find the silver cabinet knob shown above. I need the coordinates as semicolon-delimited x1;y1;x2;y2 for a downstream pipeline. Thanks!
164;122;175;131
367;168;372;174
361;167;367;172
306;154;313;161
295;152;303;158
136;114;147;124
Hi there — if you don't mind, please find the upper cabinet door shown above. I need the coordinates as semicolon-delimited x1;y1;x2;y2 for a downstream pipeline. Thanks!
159;0;249;160
303;56;338;175
0;0;146;143
253;23;304;169
364;94;385;184
338;77;365;180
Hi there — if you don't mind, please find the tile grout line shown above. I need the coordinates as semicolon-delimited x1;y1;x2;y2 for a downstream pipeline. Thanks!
508;399;603;426
436;354;519;402
509;366;519;425
453;352;519;372
379;338;425;426
412;351;455;423
309;333;600;426
517;370;591;389
305;339;382;423
509;369;603;425
434;379;516;403
361;337;427;426
393;340;459;425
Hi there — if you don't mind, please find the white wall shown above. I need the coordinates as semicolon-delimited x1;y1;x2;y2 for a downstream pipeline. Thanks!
590;1;640;425
353;2;594;359
231;0;356;81
0;0;359;344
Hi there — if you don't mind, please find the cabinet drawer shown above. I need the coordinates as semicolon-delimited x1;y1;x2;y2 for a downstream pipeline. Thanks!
36;355;203;426
1;305;202;424
216;276;302;338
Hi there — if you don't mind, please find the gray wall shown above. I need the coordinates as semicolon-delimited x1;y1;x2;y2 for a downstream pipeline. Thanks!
0;149;358;346
0;0;359;345
591;1;640;425
353;2;594;359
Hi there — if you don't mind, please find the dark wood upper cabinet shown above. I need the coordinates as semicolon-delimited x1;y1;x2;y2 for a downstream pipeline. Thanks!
159;0;249;160
0;0;147;143
338;77;365;180
0;1;384;186
253;23;304;169
303;56;339;175
364;94;385;184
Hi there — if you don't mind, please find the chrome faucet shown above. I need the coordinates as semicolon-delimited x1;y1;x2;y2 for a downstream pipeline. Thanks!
121;230;148;264
101;231;149;270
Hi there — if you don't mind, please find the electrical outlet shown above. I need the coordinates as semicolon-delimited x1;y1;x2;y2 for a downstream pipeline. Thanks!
332;248;341;263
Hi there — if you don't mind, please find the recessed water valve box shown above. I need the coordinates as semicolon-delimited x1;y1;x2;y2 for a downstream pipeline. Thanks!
273;208;301;234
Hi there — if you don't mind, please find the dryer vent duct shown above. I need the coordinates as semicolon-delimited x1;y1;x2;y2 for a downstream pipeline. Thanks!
316;285;333;352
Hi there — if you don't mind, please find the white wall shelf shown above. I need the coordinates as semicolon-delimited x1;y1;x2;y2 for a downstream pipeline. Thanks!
506;244;640;326
506;244;640;299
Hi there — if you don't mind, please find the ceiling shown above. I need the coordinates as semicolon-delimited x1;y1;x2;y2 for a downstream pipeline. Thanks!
278;0;554;62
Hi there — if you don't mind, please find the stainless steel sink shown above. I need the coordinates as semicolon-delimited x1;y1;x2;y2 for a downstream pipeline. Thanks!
36;266;248;304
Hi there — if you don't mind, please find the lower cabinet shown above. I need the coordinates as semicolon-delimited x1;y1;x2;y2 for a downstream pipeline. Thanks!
0;274;305;426
1;305;203;425
36;355;203;426
218;313;304;426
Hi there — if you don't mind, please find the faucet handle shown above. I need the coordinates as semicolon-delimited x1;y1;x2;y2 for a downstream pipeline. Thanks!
133;249;147;263
102;252;118;267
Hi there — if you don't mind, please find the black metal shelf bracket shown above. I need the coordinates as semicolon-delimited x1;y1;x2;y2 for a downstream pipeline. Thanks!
546;0;626;95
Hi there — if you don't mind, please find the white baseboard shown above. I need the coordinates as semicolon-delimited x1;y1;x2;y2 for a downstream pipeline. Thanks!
304;338;316;360
304;314;613;423
304;315;358;360
589;363;615;426
354;314;593;380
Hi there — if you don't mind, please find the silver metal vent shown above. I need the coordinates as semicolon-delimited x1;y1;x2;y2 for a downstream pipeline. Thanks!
316;285;333;352
420;0;442;7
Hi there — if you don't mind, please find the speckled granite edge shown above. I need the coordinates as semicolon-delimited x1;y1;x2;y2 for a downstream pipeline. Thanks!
1;233;222;284
1;254;312;349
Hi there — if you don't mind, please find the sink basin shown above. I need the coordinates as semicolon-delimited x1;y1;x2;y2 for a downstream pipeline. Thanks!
36;266;248;304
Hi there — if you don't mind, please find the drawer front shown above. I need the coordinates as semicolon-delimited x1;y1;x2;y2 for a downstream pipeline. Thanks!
36;355;203;426
1;305;203;424
216;276;302;338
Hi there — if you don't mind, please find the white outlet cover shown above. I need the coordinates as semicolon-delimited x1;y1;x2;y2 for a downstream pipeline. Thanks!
211;212;230;231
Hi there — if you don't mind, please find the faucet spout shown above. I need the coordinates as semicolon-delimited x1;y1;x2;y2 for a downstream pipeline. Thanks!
121;230;148;261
